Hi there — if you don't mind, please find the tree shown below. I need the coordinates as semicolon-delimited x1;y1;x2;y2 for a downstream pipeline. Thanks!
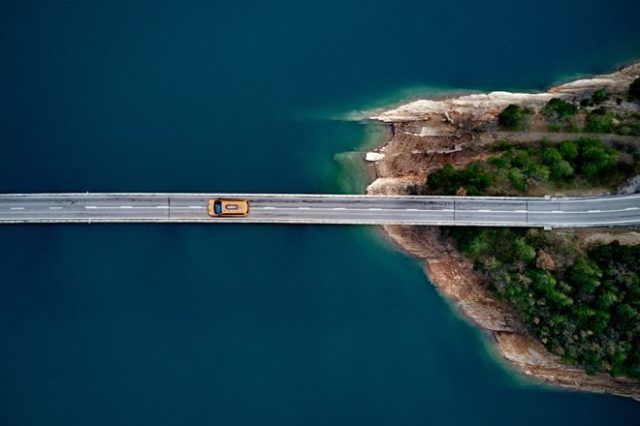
551;160;574;179
529;270;557;297
508;168;526;191
514;237;537;263
542;148;563;166
460;163;492;195
629;77;640;100
525;163;550;183
579;138;618;180
570;258;602;294
559;140;579;161
498;104;525;130
549;289;573;308
427;163;457;193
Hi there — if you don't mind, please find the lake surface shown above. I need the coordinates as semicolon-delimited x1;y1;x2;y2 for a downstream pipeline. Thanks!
1;1;640;424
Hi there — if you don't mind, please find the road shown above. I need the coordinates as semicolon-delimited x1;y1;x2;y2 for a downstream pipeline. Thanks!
0;193;639;227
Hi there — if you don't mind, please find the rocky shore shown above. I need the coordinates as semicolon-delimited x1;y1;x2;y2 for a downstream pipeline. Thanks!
364;62;640;399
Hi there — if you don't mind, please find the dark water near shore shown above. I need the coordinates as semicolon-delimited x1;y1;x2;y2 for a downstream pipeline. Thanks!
1;1;640;424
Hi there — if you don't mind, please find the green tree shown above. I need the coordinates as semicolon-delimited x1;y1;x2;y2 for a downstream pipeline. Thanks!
570;258;602;294
498;104;525;130
549;289;574;308
559;140;579;161
551;160;574;179
579;138;618;180
529;269;557;294
427;163;457;193
525;163;550;183
542;148;563;166
508;168;526;191
514;237;537;263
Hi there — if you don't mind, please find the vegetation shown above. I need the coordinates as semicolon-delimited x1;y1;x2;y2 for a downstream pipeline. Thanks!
425;135;640;378
591;88;610;104
542;98;578;121
426;137;628;195
426;163;492;195
445;228;640;379
584;107;614;133
539;89;639;135
541;98;578;131
498;104;525;130
615;112;640;136
630;77;640;100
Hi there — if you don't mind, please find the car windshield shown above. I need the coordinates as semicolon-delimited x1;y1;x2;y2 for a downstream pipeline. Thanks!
214;201;222;214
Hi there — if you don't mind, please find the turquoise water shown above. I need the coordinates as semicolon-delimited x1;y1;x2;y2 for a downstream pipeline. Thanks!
1;1;640;424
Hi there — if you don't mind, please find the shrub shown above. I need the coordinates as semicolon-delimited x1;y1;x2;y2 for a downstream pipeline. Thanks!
584;108;614;133
591;88;609;104
542;98;578;121
629;77;640;100
498;104;525;130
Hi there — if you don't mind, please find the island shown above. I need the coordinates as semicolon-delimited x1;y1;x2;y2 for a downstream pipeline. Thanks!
363;62;640;399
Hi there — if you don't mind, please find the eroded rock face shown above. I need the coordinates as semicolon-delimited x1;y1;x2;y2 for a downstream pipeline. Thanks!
370;62;640;123
365;62;640;400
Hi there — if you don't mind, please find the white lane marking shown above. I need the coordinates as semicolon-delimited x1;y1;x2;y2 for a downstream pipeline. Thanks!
85;206;97;209
530;208;637;214
228;205;640;215
120;206;133;209
256;207;464;213
11;207;24;210
156;205;169;209
189;206;202;209
49;207;62;210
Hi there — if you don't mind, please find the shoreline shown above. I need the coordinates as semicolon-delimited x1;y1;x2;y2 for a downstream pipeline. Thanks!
360;62;640;399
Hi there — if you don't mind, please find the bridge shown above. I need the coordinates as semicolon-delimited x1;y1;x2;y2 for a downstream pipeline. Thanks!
1;193;639;227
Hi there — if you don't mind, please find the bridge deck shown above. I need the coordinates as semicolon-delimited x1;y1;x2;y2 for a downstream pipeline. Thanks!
0;193;639;227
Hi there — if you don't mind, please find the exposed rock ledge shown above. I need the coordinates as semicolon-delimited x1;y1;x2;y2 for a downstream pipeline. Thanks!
370;62;640;123
365;62;640;400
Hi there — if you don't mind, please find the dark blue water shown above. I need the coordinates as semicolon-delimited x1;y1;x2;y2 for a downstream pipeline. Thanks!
1;1;639;424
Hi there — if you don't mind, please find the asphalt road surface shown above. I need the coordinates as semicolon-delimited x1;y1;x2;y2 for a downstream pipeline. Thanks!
0;193;639;227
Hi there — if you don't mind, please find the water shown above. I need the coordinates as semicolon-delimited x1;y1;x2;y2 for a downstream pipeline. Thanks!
1;1;640;424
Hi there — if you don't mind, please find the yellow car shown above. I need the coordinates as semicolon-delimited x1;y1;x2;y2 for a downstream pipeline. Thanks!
208;198;250;217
